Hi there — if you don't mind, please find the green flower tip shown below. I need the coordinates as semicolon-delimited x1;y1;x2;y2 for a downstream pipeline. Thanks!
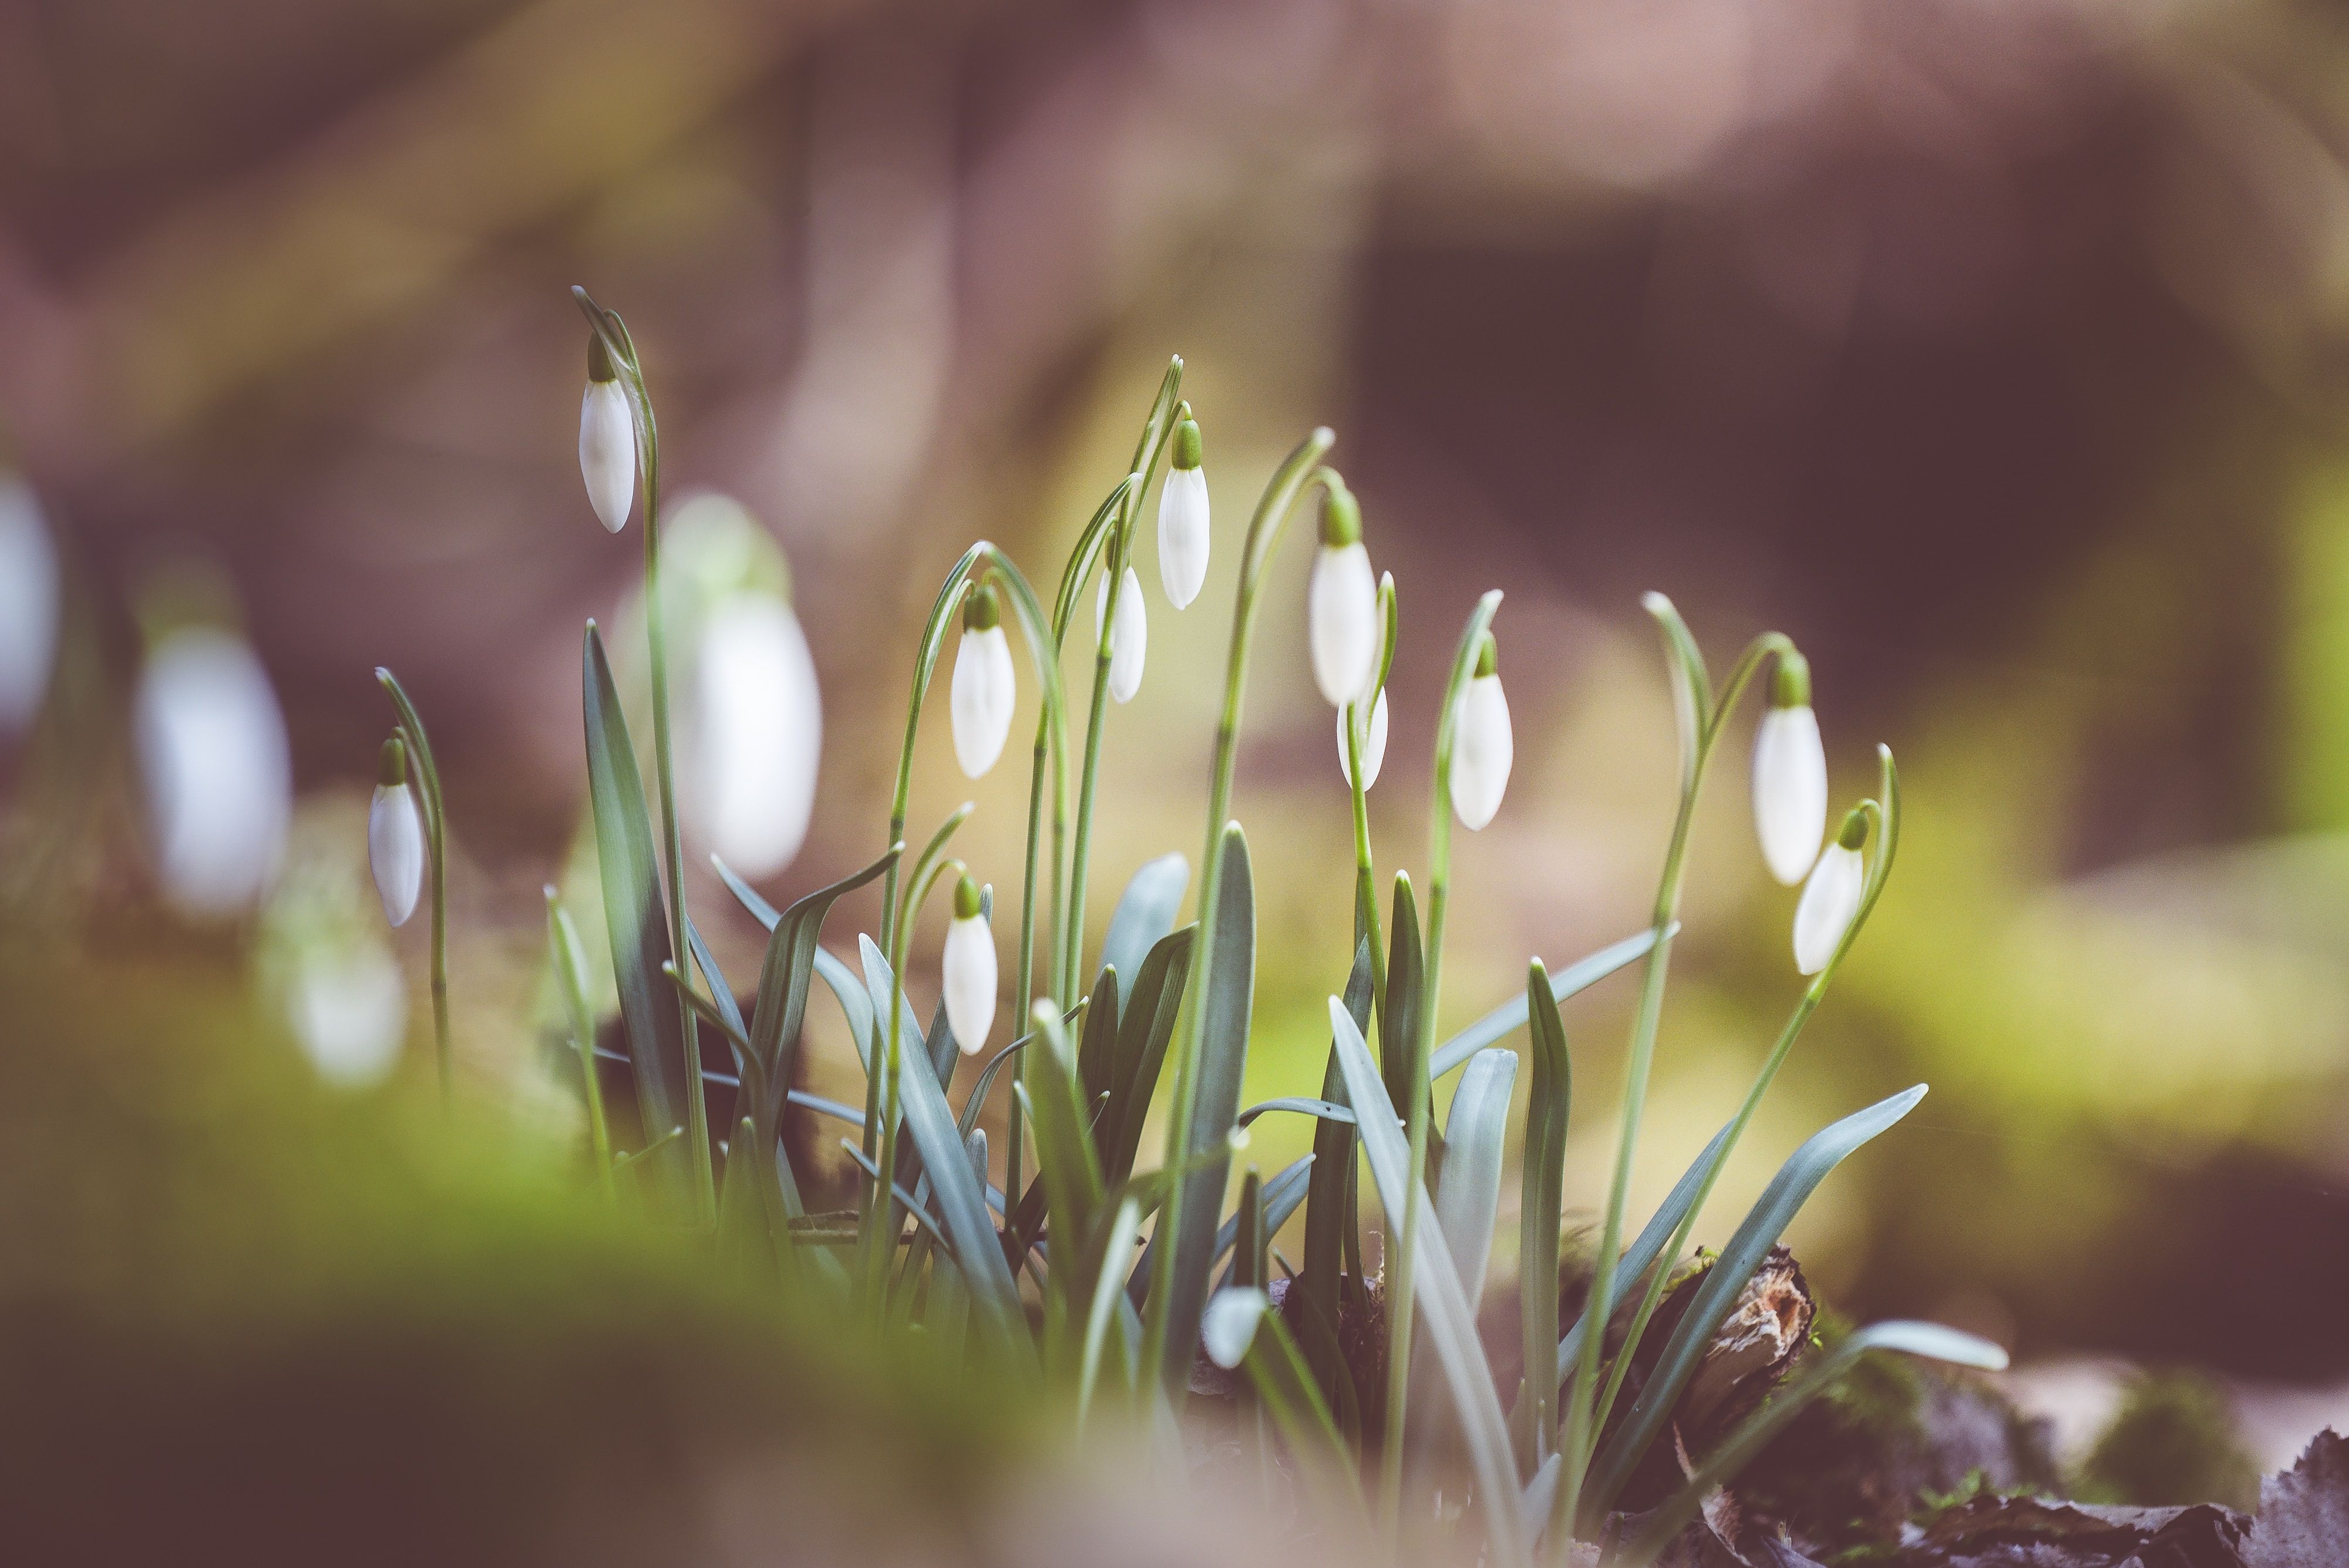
962;581;1002;632
1319;481;1361;548
1836;806;1869;851
1475;631;1499;679
1172;415;1203;470
953;873;983;920
378;735;408;788
1771;648;1811;709
587;333;616;383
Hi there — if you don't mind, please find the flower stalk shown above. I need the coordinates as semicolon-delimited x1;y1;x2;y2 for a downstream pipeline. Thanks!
375;667;450;1103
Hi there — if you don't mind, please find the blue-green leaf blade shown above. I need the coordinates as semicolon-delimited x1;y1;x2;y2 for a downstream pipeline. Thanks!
1098;852;1187;1012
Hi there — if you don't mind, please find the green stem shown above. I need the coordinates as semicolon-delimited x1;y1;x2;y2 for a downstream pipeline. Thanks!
374;668;450;1103
1142;427;1336;1395
547;889;616;1202
1379;590;1501;1534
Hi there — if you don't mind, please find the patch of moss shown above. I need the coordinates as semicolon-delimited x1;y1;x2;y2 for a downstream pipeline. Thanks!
2075;1370;2260;1512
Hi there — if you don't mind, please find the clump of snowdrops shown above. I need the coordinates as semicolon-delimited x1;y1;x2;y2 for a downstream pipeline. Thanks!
353;288;2010;1566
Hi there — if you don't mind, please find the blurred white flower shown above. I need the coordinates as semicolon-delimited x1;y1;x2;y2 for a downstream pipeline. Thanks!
942;876;996;1055
134;627;291;916
1202;1286;1269;1370
1751;652;1827;886
368;739;424;927
950;584;1017;779
689;590;822;879
0;477;60;734
1449;635;1512;831
1337;687;1389;791
579;337;635;533
1793;811;1868;974
290;939;408;1090
1095;564;1147;703
1157;412;1210;609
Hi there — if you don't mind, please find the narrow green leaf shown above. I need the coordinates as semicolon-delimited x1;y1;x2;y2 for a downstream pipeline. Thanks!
1432;1047;1517;1319
1516;962;1570;1468
1098;852;1187;1009
1128;1155;1313;1305
1024;1003;1108;1344
1077;1193;1146;1422
1160;823;1256;1384
742;846;898;1135
1381;874;1424;1132
1583;1084;1929;1516
1100;923;1195;1186
1614;1320;2005;1568
1328;997;1526;1566
716;1115;768;1273
1301;937;1375;1416
581;624;691;1211
1230;1167;1267;1290
1237;1097;1355;1128
1240;1307;1361;1512
1552;1118;1736;1388
1076;967;1122;1111
1428;928;1663;1082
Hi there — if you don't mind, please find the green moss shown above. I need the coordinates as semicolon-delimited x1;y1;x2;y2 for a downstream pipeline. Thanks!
2076;1370;2260;1512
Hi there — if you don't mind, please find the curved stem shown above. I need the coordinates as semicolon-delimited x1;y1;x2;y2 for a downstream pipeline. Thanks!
1378;589;1501;1532
1142;427;1337;1394
375;668;450;1103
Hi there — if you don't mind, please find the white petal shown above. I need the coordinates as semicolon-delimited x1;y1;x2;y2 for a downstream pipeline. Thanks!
689;593;822;879
578;381;635;533
1337;686;1389;791
1792;843;1865;975
1202;1286;1270;1370
0;478;60;734
134;629;291;917
1308;542;1378;707
1157;466;1211;609
368;782;425;927
1751;705;1828;886
1095;566;1146;703
943;913;998;1055
291;941;408;1090
1449;674;1513;830
950;624;1017;779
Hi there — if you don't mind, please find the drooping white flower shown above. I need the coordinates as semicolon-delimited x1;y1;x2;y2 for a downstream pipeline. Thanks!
578;336;635;533
1449;633;1512;831
1202;1286;1270;1370
368;737;425;927
0;477;60;735
1095;563;1147;703
942;875;997;1055
950;583;1017;779
1308;485;1378;707
290;937;408;1090
1751;651;1828;886
134;625;291;916
1793;809;1868;974
1338;687;1389;791
1157;410;1210;609
689;590;822;879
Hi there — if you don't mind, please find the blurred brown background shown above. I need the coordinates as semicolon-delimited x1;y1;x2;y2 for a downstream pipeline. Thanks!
9;0;2349;1462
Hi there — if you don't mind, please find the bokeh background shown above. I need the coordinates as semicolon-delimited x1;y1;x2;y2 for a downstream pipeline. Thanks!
8;0;2349;1476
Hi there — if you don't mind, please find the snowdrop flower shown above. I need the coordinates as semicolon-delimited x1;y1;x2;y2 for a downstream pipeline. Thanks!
950;582;1017;778
368;736;425;927
1449;632;1512;830
134;625;291;916
1157;408;1210;609
1202;1286;1270;1370
689;589;822;879
1095;563;1147;703
578;335;635;533
1338;687;1389;790
290;937;408;1090
941;874;996;1055
1308;483;1377;707
1792;808;1869;975
0;477;59;734
1751;650;1828;886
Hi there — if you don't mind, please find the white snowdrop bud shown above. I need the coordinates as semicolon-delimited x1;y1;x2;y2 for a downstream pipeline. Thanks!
368;737;425;927
1308;485;1378;707
0;477;60;735
578;335;635;533
134;626;291;917
1338;687;1389;791
942;875;997;1055
1792;809;1869;975
1157;409;1210;610
1095;563;1147;703
1449;633;1512;830
1202;1286;1270;1370
950;583;1017;779
689;590;822;879
1751;651;1828;886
